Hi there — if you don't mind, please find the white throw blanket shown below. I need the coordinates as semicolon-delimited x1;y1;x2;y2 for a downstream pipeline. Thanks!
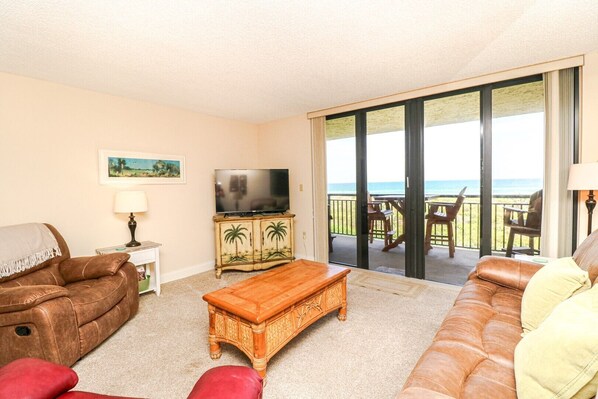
0;223;62;278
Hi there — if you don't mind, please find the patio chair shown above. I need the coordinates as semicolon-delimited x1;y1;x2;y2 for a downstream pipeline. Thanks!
367;193;394;248
504;189;542;257
424;186;467;258
328;204;336;252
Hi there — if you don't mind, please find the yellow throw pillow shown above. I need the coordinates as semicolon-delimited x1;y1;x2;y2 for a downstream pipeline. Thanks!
521;257;590;335
515;285;598;399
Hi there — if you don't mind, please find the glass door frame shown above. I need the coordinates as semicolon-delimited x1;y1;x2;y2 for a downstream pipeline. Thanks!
326;74;546;278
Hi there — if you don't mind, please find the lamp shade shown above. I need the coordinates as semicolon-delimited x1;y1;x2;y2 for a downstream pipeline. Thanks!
567;163;598;190
114;191;148;213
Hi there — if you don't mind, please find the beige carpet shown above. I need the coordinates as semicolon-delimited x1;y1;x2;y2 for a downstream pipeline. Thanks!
72;266;460;399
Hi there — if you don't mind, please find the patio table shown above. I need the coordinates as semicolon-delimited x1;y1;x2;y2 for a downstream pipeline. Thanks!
373;194;439;252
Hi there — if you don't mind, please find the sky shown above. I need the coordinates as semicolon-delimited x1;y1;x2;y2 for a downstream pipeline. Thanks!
326;112;544;183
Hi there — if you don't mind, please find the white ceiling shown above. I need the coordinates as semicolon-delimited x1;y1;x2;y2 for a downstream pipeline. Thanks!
1;1;597;124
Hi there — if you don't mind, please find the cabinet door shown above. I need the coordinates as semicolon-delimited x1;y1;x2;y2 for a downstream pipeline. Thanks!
218;221;254;265
260;218;293;261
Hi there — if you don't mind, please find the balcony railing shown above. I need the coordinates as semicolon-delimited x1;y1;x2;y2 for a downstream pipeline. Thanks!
328;193;536;252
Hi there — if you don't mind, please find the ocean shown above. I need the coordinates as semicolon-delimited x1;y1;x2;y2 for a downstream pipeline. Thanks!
328;178;542;196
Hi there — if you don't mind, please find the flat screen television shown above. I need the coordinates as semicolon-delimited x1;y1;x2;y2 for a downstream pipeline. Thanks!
214;169;290;215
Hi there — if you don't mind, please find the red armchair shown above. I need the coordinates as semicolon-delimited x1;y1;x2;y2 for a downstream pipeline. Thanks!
0;358;263;399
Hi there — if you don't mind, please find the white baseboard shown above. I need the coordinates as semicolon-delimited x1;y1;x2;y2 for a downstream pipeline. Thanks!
294;253;315;261
160;261;214;284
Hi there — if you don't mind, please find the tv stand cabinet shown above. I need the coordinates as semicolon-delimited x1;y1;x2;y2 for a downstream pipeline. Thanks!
213;213;295;278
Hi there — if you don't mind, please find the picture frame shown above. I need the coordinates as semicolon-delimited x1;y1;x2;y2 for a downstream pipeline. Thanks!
98;149;186;185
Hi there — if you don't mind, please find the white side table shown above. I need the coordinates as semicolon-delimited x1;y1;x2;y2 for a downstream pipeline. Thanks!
96;241;162;295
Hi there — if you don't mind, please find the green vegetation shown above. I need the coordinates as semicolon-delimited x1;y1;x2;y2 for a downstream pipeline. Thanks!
264;221;289;259
223;224;249;262
108;158;181;178
329;195;535;252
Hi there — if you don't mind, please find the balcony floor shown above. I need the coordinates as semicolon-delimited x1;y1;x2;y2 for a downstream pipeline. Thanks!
329;235;484;286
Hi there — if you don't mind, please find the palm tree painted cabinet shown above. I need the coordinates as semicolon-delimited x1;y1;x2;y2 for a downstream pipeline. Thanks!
213;213;295;278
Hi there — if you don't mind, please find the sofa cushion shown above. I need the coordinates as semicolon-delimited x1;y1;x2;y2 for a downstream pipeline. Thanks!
573;227;598;277
515;284;598;399
520;257;590;335
60;254;131;283
0;285;68;313
401;340;518;398
0;358;78;399
474;256;542;291
66;275;129;326
399;276;524;398
187;365;263;399
0;263;66;288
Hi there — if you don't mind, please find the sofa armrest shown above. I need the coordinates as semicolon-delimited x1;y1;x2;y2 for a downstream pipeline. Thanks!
187;366;263;399
397;387;456;398
472;255;542;291
0;358;78;399
60;253;131;283
0;285;69;314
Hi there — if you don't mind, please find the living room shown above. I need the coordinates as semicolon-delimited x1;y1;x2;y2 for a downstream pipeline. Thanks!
2;2;598;398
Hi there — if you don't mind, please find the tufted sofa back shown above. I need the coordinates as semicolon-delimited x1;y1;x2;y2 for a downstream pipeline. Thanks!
573;229;598;284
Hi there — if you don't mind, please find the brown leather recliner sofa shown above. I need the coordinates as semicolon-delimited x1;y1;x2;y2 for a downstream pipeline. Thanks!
0;224;139;367
397;230;598;398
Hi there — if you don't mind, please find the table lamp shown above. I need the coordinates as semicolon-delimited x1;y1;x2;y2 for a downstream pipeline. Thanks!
114;191;148;247
567;162;598;236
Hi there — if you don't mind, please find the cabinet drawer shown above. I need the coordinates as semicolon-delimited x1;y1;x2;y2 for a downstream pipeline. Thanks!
128;249;156;265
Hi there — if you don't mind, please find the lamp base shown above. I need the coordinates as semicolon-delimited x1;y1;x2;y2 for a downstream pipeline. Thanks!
126;213;141;247
586;189;596;236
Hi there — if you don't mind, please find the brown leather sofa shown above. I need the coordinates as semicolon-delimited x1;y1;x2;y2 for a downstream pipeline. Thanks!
398;230;598;398
0;224;139;367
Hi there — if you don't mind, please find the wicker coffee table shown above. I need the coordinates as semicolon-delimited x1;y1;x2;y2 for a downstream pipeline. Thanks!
202;259;350;377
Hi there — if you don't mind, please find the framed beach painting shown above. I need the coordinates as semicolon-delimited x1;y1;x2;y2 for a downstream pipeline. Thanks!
99;150;186;185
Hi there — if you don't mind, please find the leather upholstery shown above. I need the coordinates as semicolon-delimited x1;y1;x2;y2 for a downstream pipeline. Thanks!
399;277;524;398
398;231;598;398
399;258;533;398
60;253;132;282
0;358;263;399
0;224;139;367
188;365;264;399
0;357;78;399
574;229;598;281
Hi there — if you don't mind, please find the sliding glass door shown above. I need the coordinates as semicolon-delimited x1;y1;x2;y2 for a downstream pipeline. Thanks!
325;75;546;285
423;92;480;284
326;106;407;273
326;115;357;266
491;79;545;256
366;106;406;274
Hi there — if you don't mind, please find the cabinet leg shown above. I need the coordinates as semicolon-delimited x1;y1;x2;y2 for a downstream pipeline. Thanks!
337;277;347;321
208;304;221;359
252;322;267;378
215;267;222;279
209;335;222;359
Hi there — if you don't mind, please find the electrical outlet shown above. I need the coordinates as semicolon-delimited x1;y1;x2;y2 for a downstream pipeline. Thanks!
299;183;303;192
302;231;307;240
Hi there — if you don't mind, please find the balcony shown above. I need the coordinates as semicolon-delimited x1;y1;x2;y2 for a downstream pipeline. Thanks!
328;193;536;285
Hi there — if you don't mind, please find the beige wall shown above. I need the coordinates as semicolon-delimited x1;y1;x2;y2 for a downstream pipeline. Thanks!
2;50;596;281
579;51;598;242
0;72;260;282
258;115;314;260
